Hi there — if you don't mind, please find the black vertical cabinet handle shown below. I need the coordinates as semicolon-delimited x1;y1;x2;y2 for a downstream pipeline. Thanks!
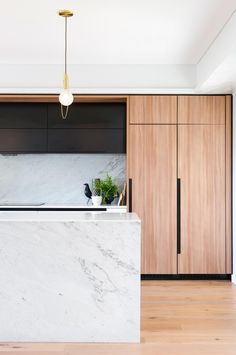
177;178;181;254
129;178;132;212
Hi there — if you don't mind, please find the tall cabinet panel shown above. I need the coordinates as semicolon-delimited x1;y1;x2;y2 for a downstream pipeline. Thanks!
129;125;177;274
178;124;226;274
128;95;231;275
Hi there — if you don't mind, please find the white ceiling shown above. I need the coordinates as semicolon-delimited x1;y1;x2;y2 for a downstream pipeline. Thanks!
1;0;236;66
199;54;236;93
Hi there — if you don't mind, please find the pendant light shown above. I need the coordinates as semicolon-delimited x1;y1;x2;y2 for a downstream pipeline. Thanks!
58;9;74;119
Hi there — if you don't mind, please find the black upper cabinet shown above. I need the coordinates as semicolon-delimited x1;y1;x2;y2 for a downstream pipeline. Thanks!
0;102;126;153
0;129;47;153
0;103;47;128
48;129;125;153
48;103;126;129
47;102;126;153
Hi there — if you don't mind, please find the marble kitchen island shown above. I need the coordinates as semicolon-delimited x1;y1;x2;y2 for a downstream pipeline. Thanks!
0;211;140;343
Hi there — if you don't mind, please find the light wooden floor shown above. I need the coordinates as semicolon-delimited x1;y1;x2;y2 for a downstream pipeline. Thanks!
1;281;236;355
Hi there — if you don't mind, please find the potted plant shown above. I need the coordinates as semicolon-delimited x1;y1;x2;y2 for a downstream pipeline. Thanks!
93;175;119;205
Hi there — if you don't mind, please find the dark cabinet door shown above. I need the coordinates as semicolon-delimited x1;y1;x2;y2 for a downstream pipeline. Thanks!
0;102;126;153
48;103;126;129
48;129;125;153
0;103;47;128
0;129;47;153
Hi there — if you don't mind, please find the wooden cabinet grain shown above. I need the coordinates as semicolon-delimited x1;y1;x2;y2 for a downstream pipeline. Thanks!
128;95;231;275
178;96;225;124
178;124;226;274
128;124;177;274
129;96;177;124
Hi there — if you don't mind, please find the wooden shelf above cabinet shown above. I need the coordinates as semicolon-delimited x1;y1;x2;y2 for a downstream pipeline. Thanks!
0;95;128;103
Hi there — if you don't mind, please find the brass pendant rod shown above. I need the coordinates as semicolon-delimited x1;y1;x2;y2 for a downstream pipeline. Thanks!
65;16;67;75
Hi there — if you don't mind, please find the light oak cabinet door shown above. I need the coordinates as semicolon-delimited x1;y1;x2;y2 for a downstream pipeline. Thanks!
128;125;177;274
129;96;177;124
128;95;231;276
178;125;226;274
178;96;225;124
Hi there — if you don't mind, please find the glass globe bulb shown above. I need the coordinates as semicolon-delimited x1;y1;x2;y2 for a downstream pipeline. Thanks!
59;89;74;106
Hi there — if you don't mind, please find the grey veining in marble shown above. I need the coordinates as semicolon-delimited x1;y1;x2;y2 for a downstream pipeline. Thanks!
0;154;125;205
0;213;140;342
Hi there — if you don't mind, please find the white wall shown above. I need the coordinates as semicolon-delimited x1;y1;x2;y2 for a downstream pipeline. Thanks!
0;64;196;93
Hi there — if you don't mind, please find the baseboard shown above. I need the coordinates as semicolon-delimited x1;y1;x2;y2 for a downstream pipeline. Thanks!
232;275;236;284
141;274;231;281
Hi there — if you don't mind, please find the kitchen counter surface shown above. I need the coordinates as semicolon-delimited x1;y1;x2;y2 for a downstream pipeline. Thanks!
0;209;140;343
0;211;138;222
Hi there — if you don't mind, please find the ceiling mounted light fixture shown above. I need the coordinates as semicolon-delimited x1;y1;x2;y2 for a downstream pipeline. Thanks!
58;9;74;119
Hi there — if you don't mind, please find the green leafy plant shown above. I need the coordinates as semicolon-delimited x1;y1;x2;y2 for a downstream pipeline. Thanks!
93;175;119;204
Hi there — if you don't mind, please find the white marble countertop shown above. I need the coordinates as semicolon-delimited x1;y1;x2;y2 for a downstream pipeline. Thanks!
0;211;139;222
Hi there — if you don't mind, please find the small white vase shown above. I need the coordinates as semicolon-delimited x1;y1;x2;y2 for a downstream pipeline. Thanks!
91;195;102;206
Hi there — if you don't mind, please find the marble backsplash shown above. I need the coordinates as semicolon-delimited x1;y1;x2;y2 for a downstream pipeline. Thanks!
0;154;126;205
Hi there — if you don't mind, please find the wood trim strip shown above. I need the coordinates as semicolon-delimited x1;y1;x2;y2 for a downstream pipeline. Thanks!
0;95;128;103
225;95;232;273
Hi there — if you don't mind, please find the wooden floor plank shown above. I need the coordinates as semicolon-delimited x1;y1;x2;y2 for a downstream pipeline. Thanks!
1;281;236;354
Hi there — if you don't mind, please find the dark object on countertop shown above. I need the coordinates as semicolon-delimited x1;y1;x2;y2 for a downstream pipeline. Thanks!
104;194;116;205
84;183;92;204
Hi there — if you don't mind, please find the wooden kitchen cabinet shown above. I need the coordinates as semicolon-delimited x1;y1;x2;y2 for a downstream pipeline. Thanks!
128;124;177;274
178;96;225;124
128;95;231;275
178;124;226;274
129;95;177;124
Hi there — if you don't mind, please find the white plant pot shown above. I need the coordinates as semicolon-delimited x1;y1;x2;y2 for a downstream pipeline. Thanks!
91;195;102;206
